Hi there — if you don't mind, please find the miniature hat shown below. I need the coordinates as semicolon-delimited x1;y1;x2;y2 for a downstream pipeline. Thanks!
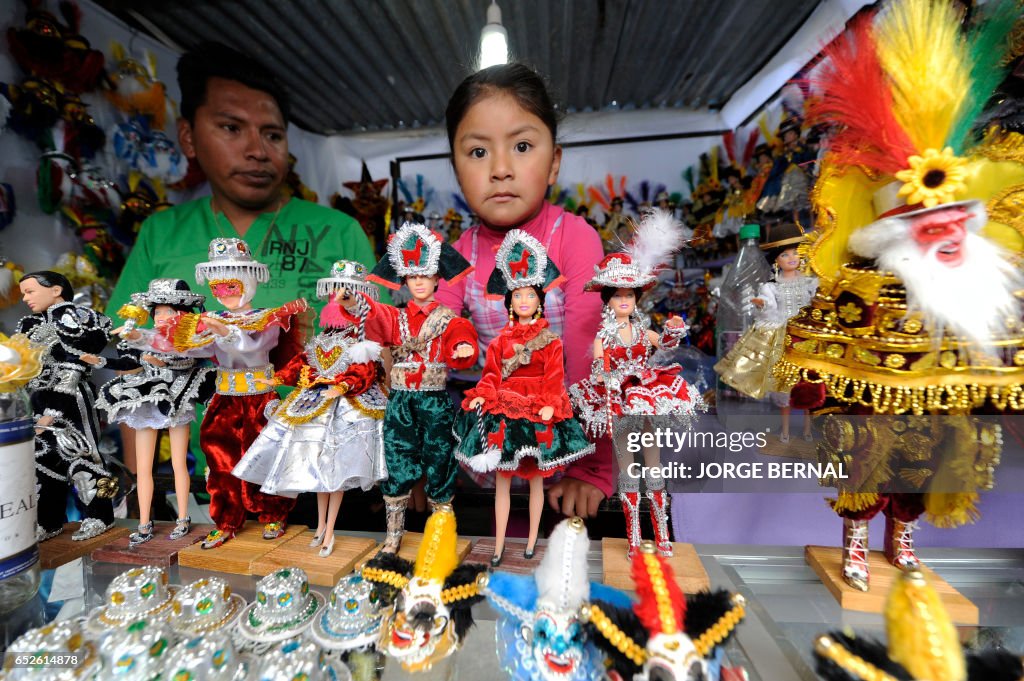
161;632;248;681
236;566;325;643
169;576;246;637
778;116;803;138
309;572;383;652
257;638;351;681
369;222;472;290
485;230;565;300
194;238;269;285
87;566;178;634
3;619;103;680
585;209;687;292
760;222;809;252
98;618;175;680
130;278;205;310
316;260;379;302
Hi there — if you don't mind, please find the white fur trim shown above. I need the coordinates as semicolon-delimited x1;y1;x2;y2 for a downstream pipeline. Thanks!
346;340;382;364
467;447;501;473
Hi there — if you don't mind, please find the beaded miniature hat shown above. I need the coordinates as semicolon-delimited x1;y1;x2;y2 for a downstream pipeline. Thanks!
161;631;248;681
131;278;205;310
3;619;102;680
86;565;178;634
194;238;269;285
257;638;351;681
316;260;379;302
369;221;472;289
98;618;175;679
236;566;325;644
485;229;565;300
169;576;246;637
309;572;383;652
585;210;687;293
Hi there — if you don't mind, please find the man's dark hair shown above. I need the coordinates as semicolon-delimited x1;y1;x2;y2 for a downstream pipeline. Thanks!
20;271;73;302
177;41;290;124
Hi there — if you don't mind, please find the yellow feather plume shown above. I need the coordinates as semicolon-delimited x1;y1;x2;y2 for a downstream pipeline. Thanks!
885;570;965;681
874;0;971;153
413;505;459;584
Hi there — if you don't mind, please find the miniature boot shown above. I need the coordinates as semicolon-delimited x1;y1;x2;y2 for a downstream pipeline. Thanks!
841;518;870;592
646;486;673;557
382;494;410;553
619;472;642;558
883;516;920;570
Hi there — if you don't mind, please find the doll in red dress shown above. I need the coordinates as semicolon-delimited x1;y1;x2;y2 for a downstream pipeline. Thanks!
570;210;703;557
453;230;594;566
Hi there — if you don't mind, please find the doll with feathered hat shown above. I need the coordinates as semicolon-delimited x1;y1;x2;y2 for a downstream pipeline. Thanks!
568;209;703;558
339;221;479;554
452;229;594;567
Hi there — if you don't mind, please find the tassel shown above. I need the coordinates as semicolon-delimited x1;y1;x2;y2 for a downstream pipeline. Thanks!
885;570;965;681
467;447;501;473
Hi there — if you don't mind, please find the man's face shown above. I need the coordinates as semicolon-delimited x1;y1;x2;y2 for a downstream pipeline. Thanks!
19;278;63;313
178;78;288;211
406;275;438;303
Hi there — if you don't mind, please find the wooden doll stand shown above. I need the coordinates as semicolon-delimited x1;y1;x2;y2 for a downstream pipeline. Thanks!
91;521;213;568
177;520;306;575
601;538;709;592
38;523;131;570
252;530;378;587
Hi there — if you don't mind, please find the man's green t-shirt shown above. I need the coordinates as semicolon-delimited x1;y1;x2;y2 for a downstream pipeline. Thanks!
108;196;388;315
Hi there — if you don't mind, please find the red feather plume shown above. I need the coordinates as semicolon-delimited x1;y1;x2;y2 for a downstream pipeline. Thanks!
722;131;737;165
805;13;917;175
742;129;760;167
630;550;687;636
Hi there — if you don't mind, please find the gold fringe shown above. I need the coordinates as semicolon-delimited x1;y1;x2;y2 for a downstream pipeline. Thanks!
925;492;980;529
829;491;880;514
171;313;210;351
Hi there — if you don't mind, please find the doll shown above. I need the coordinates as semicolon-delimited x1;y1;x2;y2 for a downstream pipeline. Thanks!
361;505;488;673
153;238;307;549
453;230;594;566
90;279;215;546
585;541;748;681
232;260;388;558
342;222;478;554
16;271;116;542
714;223;818;442
485;516;633;681
569;210;703;558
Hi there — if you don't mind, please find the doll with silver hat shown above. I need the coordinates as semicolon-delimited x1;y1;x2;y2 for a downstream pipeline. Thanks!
142;238;308;550
486;516;633;681
97;617;176;680
161;631;249;681
169;576;246;637
90;278;215;546
339;222;478;554
86;565;178;636
16;270;116;543
233;260;387;559
361;504;487;673
2;618;103;680
236;566;325;649
569;209;703;558
309;571;383;654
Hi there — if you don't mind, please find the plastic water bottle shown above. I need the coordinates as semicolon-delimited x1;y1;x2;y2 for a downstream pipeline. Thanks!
716;224;771;400
0;338;41;614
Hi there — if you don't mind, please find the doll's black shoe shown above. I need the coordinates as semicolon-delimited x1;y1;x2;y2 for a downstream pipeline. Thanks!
490;550;504;568
524;544;537;560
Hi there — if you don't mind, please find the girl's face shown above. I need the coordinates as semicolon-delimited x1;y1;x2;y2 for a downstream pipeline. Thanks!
776;248;801;273
511;287;539;320
452;91;562;229
151;305;178;325
610;288;636;317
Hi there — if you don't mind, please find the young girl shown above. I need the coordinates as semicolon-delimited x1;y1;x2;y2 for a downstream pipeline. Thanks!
90;279;215;546
714;223;818;441
453;230;594;566
435;63;613;514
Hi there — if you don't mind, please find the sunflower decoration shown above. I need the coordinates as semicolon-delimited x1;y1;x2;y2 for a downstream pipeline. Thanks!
894;147;969;208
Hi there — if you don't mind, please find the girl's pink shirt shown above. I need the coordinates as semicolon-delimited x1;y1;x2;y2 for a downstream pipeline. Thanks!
437;201;615;496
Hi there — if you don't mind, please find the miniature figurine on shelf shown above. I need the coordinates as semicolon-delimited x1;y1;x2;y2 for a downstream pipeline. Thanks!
232;260;388;558
16;271;117;542
155;238;308;549
361;504;488;674
486;516;633;681
90;279;215;546
585;541;748;681
569;210;703;558
453;229;594;566
714;222;818;442
342;222;478;554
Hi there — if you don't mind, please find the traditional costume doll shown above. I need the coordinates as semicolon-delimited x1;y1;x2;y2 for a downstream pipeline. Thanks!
344;222;478;554
453;229;594;566
486;516;633;681
569;210;703;558
361;505;488;674
585;541;748;681
156;238;307;549
91;279;215;546
232;260;388;558
714;223;819;442
774;0;1024;593
814;569;1023;681
16;271;117;542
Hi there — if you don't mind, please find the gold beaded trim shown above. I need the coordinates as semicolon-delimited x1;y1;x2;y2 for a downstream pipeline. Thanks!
814;635;899;681
361;568;409;590
693;595;746;658
440;573;488;605
582;604;647;667
641;552;678;635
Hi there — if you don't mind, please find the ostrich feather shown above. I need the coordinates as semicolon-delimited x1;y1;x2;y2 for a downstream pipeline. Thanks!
626;208;687;276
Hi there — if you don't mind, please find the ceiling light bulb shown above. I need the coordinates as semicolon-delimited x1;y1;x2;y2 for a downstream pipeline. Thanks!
478;1;508;69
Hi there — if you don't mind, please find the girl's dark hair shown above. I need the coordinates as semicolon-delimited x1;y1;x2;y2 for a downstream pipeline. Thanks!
446;63;558;152
766;244;799;265
600;287;644;306
504;285;546;316
20;271;73;302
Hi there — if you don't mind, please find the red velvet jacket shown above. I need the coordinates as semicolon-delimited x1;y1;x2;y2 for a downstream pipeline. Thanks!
355;296;478;370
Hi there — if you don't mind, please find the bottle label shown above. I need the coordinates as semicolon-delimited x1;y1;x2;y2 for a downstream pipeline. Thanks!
0;419;38;579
